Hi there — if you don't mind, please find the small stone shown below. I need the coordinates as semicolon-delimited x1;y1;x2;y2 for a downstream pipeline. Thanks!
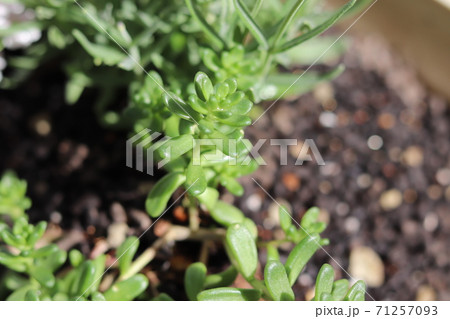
336;202;350;216
246;193;262;212
377;112;396;130
436;168;450;186
423;213;439;232
282;172;301;192
349;246;384;288
367;135;383;150
107;223;128;248
110;202;127;223
427;184;443;200
416;285;437;301
379;189;402;211
354;110;369;125
318;181;332;195
357;174;372;188
402;146;424;167
345;217;360;234
173;206;188;222
403;189;417;204
264;200;290;229
319;111;337;128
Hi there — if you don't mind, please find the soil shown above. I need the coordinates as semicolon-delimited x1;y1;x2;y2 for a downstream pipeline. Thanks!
1;34;449;301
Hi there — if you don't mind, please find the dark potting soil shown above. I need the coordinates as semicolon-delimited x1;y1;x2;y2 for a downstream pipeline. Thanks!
0;35;449;300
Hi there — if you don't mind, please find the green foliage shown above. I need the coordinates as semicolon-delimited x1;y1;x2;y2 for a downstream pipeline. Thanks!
183;207;366;301
0;171;31;220
0;0;370;302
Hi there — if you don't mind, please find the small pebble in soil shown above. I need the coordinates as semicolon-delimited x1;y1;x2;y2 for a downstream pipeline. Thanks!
436;168;450;186
349;246;385;288
416;285;437;301
388;146;402;162
50;211;62;224
34;117;51;136
377;112;396;130
427;184;443;200
403;188;418;204
107;222;128;248
357;174;372;189
353;110;369;125
402;146;424;167
336;202;350;217
319;181;332;194
319;111;337;128
282;172;300;192
173;206;188;222
246;193;263;212
367;135;384;150
345;217;361;234
423;213;439;233
379;189;403;211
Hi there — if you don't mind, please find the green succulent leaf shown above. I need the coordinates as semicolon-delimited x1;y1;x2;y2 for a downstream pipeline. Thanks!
158;135;195;162
145;172;186;217
331;279;350;301
226;224;257;279
314;264;335;301
344;280;366;301
197;187;219;211
285;233;322;286
184;262;207;301
104;274;149;301
117;236;139;275
197;287;261;301
210;200;245;227
30;265;55;289
204;266;238;289
265;260;295;301
185;163;207;196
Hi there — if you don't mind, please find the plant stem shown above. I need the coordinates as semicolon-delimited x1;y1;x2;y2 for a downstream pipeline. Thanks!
271;0;307;50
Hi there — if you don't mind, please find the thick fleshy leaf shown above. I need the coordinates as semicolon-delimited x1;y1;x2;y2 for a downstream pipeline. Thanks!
158;134;195;162
217;115;251;127
285;233;321;286
344;280;366;301
24;289;40;301
197;287;261;301
70;260;96;296
210;201;245;227
30;265;55;289
117;236;139;275
104;274;148;301
152;293;174;301
264;260;295;301
226;224;257;279
197;187;219;211
163;92;201;122
146;173;186;217
331;279;349;301
185;163;207;196
279;205;293;232
219;175;244;196
204;266;238;289
194;72;214;101
184;262;207;301
314;264;334;301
